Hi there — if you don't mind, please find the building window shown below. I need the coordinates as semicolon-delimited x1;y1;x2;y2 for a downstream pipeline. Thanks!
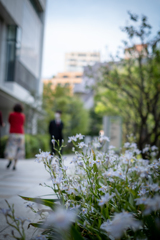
91;54;98;57
75;75;81;78
63;75;68;78
5;25;21;82
78;54;86;57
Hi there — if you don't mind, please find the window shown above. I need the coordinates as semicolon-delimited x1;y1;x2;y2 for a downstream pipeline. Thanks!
5;25;21;82
75;75;81;78
63;75;68;78
91;54;98;57
78;54;86;57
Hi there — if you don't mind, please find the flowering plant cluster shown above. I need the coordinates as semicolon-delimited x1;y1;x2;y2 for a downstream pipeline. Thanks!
1;134;160;240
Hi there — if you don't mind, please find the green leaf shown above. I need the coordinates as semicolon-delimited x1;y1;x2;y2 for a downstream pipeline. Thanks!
28;221;44;229
71;225;84;240
19;195;61;209
129;193;134;207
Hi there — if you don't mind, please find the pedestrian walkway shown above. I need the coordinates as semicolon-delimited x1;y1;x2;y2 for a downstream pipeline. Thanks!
0;155;74;240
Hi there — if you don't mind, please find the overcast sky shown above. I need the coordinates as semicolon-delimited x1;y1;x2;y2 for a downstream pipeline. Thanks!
42;0;160;78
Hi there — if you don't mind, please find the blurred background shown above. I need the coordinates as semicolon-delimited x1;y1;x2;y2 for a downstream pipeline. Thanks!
0;0;160;157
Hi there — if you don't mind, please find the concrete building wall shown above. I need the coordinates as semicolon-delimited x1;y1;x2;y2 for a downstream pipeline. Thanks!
0;0;46;136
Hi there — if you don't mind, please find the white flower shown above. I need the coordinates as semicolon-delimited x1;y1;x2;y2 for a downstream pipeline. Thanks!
124;142;130;148
151;145;158;151
101;212;141;239
138;188;148;196
43;207;76;230
103;169;124;179
147;183;160;192
143;146;150;153
70;157;78;164
68;136;77;143
60;166;68;171
35;151;52;163
81;208;87;214
134;149;141;155
143;195;160;214
99;136;110;142
52;175;64;185
93;159;101;166
78;142;88;148
78;161;83;167
98;193;115;206
98;186;108;193
76;133;84;140
130;143;137;149
93;142;101;148
135;197;148;205
26;202;34;208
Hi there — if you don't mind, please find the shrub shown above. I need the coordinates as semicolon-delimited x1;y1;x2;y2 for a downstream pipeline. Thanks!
0;134;50;159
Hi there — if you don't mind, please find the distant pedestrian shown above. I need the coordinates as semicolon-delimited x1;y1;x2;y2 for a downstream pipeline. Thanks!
5;103;25;170
49;110;64;155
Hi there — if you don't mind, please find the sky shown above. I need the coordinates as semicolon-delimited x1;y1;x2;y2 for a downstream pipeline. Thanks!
42;0;160;78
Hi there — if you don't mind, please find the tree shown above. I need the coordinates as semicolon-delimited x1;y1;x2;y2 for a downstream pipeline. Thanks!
42;83;89;140
93;12;160;156
86;107;103;137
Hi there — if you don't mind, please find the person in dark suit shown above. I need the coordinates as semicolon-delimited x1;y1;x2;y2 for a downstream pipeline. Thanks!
49;110;64;155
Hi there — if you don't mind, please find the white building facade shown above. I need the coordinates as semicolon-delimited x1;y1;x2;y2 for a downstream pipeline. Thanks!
0;0;46;135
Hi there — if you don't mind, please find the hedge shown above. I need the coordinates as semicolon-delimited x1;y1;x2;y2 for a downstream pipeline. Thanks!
0;134;50;159
0;134;72;159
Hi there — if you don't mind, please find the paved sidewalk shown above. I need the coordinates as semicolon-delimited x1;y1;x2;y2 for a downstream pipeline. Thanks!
0;155;74;240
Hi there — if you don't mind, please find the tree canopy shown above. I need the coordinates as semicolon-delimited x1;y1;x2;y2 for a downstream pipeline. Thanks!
42;83;89;140
93;12;160;156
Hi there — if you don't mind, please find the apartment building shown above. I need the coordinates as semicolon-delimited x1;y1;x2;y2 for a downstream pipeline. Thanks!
124;44;148;59
43;72;82;95
0;0;46;135
65;52;100;72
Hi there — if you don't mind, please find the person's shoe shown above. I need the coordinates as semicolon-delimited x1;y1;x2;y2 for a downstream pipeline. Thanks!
6;161;12;169
13;166;16;170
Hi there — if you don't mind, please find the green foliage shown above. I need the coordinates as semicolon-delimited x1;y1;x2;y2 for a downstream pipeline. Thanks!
25;134;49;158
86;108;103;136
1;136;160;239
0;134;50;159
0;135;8;158
93;13;160;154
43;84;90;140
19;196;61;209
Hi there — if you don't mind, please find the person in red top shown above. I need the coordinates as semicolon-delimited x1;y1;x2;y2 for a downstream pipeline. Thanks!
5;103;25;170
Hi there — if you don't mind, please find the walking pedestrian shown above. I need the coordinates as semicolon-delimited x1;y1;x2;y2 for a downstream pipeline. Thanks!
49;110;64;155
5;103;25;170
